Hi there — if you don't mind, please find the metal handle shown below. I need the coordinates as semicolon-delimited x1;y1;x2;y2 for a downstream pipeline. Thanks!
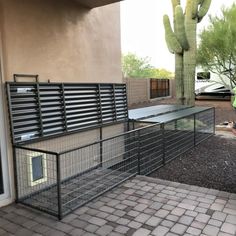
13;74;39;82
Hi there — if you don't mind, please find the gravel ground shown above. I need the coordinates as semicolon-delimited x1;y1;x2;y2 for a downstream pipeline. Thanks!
131;99;236;193
150;134;236;193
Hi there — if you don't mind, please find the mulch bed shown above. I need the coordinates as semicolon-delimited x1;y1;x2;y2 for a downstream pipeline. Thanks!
149;135;236;193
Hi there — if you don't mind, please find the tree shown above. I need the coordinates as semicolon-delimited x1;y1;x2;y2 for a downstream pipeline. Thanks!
163;0;211;105
150;68;174;79
122;53;154;78
122;53;173;79
197;4;236;90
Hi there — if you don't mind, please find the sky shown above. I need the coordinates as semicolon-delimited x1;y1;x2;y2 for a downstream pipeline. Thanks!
120;0;236;72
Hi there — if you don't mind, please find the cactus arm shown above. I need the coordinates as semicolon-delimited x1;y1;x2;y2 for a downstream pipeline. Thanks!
171;0;181;13
198;0;212;22
163;15;183;54
163;0;211;105
175;6;189;50
188;0;198;19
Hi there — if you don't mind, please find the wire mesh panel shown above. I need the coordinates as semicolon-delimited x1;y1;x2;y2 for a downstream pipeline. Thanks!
195;108;215;145
138;125;163;175
59;131;139;217
164;115;195;162
14;148;58;217
12;105;215;219
14;125;140;218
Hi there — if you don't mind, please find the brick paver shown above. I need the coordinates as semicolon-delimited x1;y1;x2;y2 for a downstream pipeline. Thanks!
0;175;236;235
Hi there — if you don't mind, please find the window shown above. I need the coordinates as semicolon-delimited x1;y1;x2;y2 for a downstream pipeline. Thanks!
27;152;47;186
150;79;170;99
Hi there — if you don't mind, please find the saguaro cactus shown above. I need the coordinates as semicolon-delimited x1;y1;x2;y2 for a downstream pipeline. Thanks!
163;0;211;105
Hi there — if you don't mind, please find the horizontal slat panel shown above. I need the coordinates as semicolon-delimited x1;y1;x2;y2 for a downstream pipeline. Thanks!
7;82;128;144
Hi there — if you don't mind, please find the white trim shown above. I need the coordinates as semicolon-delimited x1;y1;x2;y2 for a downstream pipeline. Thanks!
27;152;47;187
0;29;13;204
0;86;11;201
0;198;13;208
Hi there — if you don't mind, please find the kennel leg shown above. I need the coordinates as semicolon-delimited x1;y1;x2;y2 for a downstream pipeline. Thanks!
56;154;62;220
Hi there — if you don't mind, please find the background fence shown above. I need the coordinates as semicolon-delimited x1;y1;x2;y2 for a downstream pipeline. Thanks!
125;78;175;107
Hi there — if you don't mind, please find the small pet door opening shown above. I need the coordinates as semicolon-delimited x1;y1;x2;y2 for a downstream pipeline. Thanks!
27;152;47;186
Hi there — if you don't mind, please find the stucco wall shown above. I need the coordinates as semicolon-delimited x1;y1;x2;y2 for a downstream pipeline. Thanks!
0;0;122;205
0;0;122;83
126;77;175;107
126;78;150;106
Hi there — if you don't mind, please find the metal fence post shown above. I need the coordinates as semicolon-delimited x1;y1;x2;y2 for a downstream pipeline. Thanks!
100;127;103;167
194;114;196;146
137;130;141;175
213;107;216;135
161;124;166;165
13;147;19;203
56;153;62;220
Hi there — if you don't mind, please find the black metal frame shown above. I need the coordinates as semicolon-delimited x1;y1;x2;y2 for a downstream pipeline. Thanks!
7;81;215;220
12;107;215;219
0;151;3;195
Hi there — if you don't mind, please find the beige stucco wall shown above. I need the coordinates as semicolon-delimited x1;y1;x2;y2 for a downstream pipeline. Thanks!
126;77;175;107
126;77;150;106
0;0;122;83
0;0;122;206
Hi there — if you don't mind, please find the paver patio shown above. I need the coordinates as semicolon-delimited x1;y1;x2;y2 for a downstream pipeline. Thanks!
0;175;236;236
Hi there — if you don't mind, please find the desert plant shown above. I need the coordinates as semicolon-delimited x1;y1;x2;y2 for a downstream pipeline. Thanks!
163;0;211;105
197;4;236;91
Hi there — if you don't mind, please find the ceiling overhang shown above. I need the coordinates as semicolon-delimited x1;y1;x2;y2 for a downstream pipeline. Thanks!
75;0;123;8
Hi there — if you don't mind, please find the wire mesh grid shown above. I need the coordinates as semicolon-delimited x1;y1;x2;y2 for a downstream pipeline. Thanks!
15;148;58;216
164;115;195;162
136;124;163;175
59;132;139;215
13;108;215;219
195;108;215;145
14;122;148;218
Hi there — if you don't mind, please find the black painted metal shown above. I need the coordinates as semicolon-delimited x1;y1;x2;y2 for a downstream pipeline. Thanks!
161;124;166;165
11;98;214;219
0;149;3;195
137;130;141;175
56;153;62;220
61;84;68;132
12;148;18;202
7;82;128;145
194;114;196;146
